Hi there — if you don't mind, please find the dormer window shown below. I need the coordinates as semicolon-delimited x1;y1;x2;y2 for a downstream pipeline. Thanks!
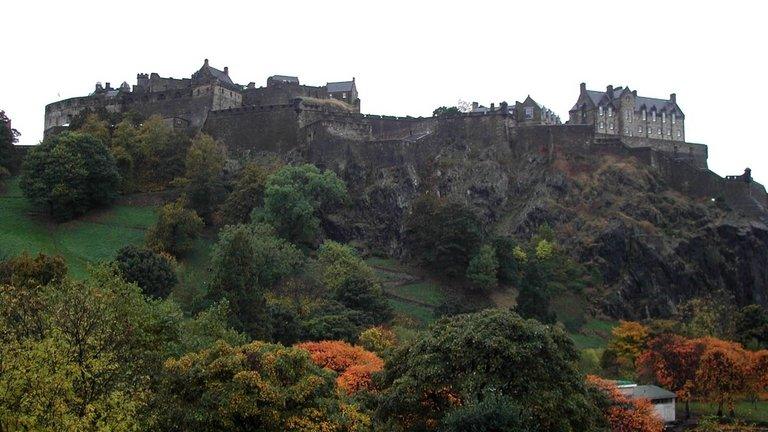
524;107;534;119
642;110;647;121
662;112;666;123
608;107;613;117
672;113;676;124
652;111;656;122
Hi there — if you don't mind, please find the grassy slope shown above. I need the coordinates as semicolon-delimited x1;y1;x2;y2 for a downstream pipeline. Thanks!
0;178;156;277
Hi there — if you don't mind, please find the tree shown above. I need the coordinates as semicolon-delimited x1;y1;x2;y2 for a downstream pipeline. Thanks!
603;321;650;377
466;244;499;290
432;106;461;117
20;131;121;221
0;110;20;174
260;164;348;246
491;236;520;285
296;340;385;394
180;133;225;224
0;264;179;431
76;113;111;146
0;252;67;288
586;375;663;432
134;115;189;189
156;340;372;431
208;223;304;338
693;337;752;417
636;333;701;419
357;326;397;356
734;304;768;349
145;199;204;256
114;245;178;298
376;309;606;431
221;163;276;225
404;195;483;277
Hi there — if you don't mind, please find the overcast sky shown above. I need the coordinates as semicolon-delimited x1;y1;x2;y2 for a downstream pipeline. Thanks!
3;1;766;182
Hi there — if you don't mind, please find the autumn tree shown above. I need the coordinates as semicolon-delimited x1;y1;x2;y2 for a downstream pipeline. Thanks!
358;326;397;356
296;340;385;394
603;321;650;378
221;162;277;225
694;338;752;417
586;375;663;432
155;340;372;431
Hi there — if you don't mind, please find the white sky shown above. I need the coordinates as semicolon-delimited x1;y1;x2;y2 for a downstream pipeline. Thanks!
2;0;766;182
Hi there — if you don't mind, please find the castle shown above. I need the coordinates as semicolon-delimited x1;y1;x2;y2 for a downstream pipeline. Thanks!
42;60;767;220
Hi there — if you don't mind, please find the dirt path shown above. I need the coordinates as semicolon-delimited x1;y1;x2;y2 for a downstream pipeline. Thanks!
370;264;437;309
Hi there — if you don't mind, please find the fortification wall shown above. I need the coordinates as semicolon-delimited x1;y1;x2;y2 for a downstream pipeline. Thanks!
45;95;122;131
620;135;708;169
243;83;325;106
202;105;301;156
127;93;213;129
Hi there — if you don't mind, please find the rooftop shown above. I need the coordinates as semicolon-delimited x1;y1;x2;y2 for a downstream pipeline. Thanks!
619;385;676;401
327;81;355;93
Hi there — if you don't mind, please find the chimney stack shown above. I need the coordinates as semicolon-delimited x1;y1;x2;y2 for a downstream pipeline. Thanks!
105;82;111;90
670;93;676;103
472;102;479;110
204;58;209;67
632;90;637;96
606;85;614;98
580;82;586;94
224;67;229;75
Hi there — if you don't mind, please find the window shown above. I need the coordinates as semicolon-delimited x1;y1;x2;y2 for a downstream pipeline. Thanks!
342;92;347;99
657;128;662;134
677;130;682;137
652;111;656;122
638;126;643;133
642;110;647;121
598;106;604;116
672;113;676;124
624;127;629;134
608;106;613;117
610;122;614;130
599;121;604;129
662;112;666;123
524;106;534;120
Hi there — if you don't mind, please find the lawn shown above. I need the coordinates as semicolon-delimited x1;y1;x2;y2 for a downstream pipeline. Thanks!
683;400;768;424
389;297;436;327
0;177;156;277
389;281;445;306
570;318;617;349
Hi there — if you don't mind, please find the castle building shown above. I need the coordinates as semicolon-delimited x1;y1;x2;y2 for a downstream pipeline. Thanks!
470;96;561;125
44;59;360;135
568;83;684;141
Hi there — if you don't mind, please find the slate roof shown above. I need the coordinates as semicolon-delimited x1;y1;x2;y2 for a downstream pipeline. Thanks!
575;87;681;114
204;65;234;85
619;385;676;401
327;81;354;93
270;75;299;83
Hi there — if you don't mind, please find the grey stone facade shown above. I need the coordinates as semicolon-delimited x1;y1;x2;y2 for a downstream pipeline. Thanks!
568;83;684;142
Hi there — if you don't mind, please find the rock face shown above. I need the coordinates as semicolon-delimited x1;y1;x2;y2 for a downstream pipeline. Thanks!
231;115;768;319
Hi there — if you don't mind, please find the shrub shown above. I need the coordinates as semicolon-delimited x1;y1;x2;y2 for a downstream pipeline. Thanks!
114;245;177;298
466;244;499;290
295;340;384;394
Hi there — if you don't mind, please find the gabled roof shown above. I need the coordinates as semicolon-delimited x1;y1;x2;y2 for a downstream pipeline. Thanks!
270;75;299;83
619;385;676;401
635;96;673;112
193;59;234;86
575;86;682;116
327;81;354;93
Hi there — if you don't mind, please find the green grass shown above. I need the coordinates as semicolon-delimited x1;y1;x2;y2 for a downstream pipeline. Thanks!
366;256;412;273
683;400;768;424
389;298;435;327
0;177;157;277
389;281;445;306
570;318;617;349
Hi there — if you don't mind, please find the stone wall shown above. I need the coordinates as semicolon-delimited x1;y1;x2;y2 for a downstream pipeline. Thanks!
202;105;301;157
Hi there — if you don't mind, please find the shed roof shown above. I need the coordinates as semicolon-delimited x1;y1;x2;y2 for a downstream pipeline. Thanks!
619;385;676;401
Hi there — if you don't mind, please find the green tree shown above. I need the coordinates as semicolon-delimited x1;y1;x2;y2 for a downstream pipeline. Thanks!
180;133;225;224
432;106;462;117
114;245;178;298
155;340;372;431
491;236;520;285
404;195;483;277
0;110;20;175
221;163;276;225
20;131;121;221
260;164;348;246
734;304;768;349
76;113;111;146
134;115;189;189
208;223;304;338
146;199;204;257
466;244;499;290
377;309;605;431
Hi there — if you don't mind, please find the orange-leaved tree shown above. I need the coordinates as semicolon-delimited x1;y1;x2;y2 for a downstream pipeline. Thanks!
586;375;664;432
692;337;752;417
605;321;650;376
636;333;702;419
296;340;384;394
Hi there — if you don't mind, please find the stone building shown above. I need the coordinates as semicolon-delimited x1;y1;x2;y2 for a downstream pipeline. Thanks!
470;96;561;125
44;59;360;135
568;83;684;141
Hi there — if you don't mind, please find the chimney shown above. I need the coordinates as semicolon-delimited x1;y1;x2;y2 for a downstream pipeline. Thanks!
472;102;479;110
224;67;229;75
632;90;637;96
670;93;676;103
247;82;255;89
580;82;586;94
105;82;111;90
490;103;495;111
606;85;614;98
204;58;209;67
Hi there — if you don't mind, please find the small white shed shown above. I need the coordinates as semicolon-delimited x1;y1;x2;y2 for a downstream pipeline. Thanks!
618;384;677;423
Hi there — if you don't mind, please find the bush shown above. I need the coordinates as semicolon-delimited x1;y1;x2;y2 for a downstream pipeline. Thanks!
20;131;120;221
466;244;499;290
0;252;67;288
146;199;204;257
114;245;177;298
